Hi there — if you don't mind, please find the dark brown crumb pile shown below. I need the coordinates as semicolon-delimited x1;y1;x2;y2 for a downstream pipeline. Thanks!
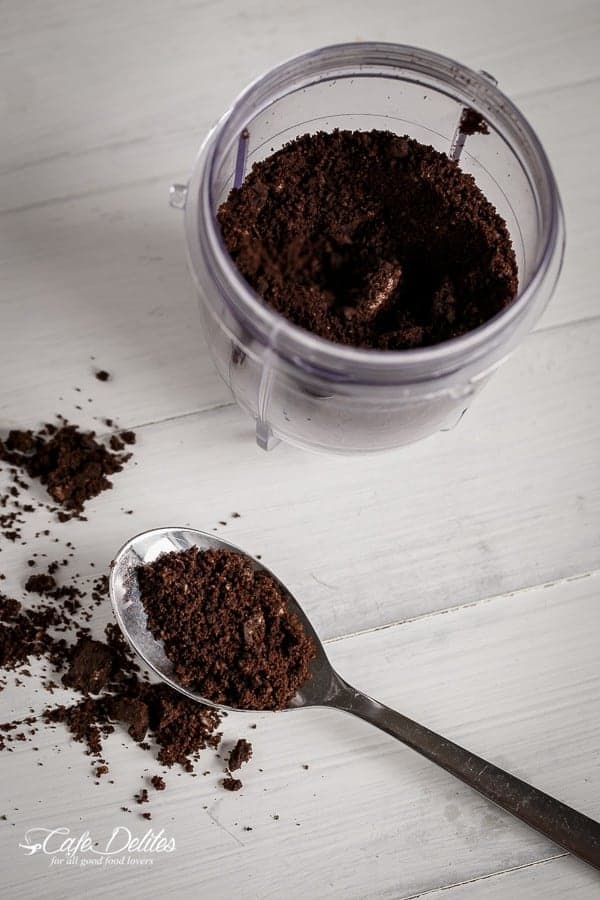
218;129;518;350
95;370;110;382
1;403;256;808
0;420;134;520
137;547;315;710
41;611;222;770
0;566;240;793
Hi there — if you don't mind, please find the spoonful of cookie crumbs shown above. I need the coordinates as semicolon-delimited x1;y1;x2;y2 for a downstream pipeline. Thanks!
110;527;600;870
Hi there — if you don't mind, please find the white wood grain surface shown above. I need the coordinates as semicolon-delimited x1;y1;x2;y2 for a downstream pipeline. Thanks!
2;319;598;638
1;0;599;897
2;577;599;899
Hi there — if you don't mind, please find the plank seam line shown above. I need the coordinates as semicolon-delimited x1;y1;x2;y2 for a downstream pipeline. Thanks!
108;400;236;436
6;569;597;731
2;70;599;216
95;314;600;434
535;313;600;337
510;70;600;103
398;852;568;900
324;569;600;645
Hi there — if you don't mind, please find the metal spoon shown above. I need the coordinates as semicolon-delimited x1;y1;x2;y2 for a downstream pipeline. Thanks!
109;526;600;870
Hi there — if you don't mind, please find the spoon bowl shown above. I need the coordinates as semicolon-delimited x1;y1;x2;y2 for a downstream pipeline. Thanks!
109;526;600;870
109;526;340;713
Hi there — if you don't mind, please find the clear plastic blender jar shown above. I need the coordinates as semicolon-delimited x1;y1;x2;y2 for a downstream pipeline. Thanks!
172;43;564;454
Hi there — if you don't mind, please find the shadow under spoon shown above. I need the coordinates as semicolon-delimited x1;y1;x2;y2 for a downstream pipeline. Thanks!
109;526;600;871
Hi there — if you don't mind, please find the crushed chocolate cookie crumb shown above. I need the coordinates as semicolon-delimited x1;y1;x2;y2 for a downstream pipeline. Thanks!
95;371;110;382
110;697;149;742
62;638;114;694
109;435;125;452
150;775;166;791
459;108;490;136
25;574;57;595
222;776;242;792
228;739;253;772
135;789;149;804
137;547;315;710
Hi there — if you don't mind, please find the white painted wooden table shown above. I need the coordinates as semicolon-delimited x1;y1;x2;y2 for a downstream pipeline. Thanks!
1;2;599;897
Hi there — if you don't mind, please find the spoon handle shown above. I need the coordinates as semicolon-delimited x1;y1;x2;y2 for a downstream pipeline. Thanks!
333;683;600;870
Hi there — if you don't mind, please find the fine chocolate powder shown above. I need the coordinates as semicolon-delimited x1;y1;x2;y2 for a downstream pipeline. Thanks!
137;547;315;710
218;129;518;350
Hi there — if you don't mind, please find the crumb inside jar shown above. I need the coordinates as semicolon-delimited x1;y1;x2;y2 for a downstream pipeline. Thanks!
217;129;518;351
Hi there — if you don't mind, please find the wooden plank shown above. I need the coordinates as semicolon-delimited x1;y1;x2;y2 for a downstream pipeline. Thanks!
522;79;600;331
403;856;600;899
0;179;230;431
1;0;599;212
0;82;597;438
1;575;599;899
2;316;598;637
2;4;598;898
